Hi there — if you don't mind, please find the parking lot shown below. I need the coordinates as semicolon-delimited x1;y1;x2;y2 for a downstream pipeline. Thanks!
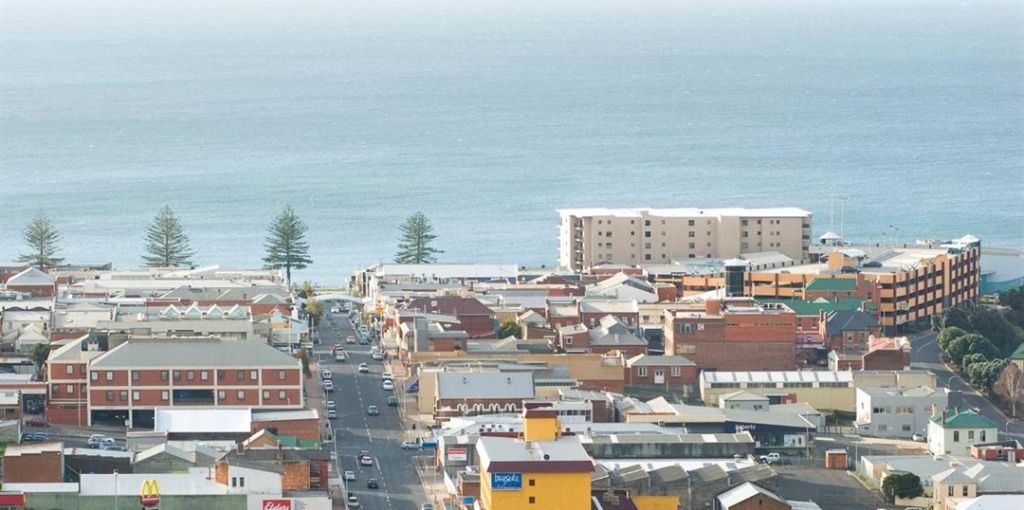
773;464;893;510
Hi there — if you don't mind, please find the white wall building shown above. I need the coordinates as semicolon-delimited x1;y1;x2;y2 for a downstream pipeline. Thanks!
855;386;948;438
928;408;999;456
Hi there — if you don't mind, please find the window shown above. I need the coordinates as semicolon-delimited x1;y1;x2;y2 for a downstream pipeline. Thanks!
279;390;286;400
644;220;651;226
173;370;181;380
239;477;244;488
237;390;245;399
218;390;226;400
131;371;140;381
201;371;208;381
106;391;114;401
902;425;912;432
565;337;573;345
160;370;169;381
688;219;695;226
66;365;74;375
688;231;695;238
644;231;651;238
106;371;113;381
671;366;681;377
278;370;286;380
66;384;74;394
645;254;651;260
251;370;258;380
948;486;954;497
644;242;651;249
529;497;536;504
218;371;225;381
688;242;695;249
236;370;244;380
968;430;974;441
263;390;271;400
132;391;140;401
161;391;169;401
954;431;960;442
91;371;99;381
962;486;968;496
119;390;128;401
981;430;987;442
231;477;237;488
529;479;536;487
637;367;648;377
187;371;195;381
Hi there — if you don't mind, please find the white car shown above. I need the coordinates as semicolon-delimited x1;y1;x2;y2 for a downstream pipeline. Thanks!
400;440;420;450
327;409;338;420
382;372;394;380
371;351;384;361
321;369;333;380
359;455;373;466
325;400;336;409
346;335;356;344
347;493;360;508
912;433;926;442
322;380;334;392
382;379;394;391
344;470;356;481
87;434;110;448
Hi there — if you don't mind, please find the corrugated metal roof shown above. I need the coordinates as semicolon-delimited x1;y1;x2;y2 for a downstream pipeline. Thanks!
91;339;300;368
437;372;534;400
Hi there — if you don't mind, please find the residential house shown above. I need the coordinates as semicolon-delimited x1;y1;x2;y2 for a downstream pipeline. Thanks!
929;409;999;456
3;267;58;297
579;300;640;330
818;309;880;352
624;355;697;388
406;297;496;338
588;316;648;357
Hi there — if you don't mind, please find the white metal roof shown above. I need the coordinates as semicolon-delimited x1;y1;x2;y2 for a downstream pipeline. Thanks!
154;408;252;434
702;371;853;384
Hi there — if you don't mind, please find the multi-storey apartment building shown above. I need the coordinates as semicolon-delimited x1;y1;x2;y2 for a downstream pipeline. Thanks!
558;207;813;271
46;335;303;427
677;237;981;334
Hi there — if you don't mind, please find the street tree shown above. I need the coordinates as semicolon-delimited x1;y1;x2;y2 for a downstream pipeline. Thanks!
968;359;1009;393
395;212;443;264
938;326;969;352
306;297;324;328
942;308;972;331
29;343;50;378
945;333;998;367
17;214;64;269
994;363;1024;418
263;205;312;285
881;471;923;503
142;206;195;267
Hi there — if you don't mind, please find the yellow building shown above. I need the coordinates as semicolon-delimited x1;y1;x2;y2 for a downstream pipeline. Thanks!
475;407;594;510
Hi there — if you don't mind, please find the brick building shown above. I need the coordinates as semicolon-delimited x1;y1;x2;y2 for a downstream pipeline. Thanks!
624;354;698;387
3;267;58;297
3;442;64;483
664;298;797;371
717;482;796;510
434;372;535;422
406;297;496;338
45;336;303;427
818;309;880;352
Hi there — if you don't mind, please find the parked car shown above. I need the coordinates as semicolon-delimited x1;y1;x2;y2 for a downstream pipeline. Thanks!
358;338;369;346
401;440;420;450
421;504;435;510
759;452;791;465
387;395;399;407
100;438;126;451
322;380;335;392
382;372;394;380
382;379;394;391
321;369;333;380
344;470;356;481
366;478;379;489
327;409;338;420
359;449;370;458
20;432;50;442
371;351;384;361
358;363;369;373
24;417;48;427
346;493;360;508
346;335;356;344
359;455;373;466
367;405;379;416
325;400;336;409
87;434;110;448
912;433;926;442
335;351;347;362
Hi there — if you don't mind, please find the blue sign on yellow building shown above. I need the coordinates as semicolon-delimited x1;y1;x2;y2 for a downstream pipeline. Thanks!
491;472;523;490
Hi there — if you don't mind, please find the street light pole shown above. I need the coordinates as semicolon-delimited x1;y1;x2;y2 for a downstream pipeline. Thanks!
113;469;118;510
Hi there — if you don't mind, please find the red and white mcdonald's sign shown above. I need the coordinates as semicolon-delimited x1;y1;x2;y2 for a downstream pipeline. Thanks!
262;499;292;510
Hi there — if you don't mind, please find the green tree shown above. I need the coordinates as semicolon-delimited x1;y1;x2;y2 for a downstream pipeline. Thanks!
881;472;923;503
960;353;989;371
937;326;969;352
395;212;443;264
142;206;195;267
943;308;972;331
29;343;50;378
299;281;315;299
16;214;64;269
970;308;1023;357
946;333;998;367
263;206;312;285
968;359;1009;393
496;320;523;339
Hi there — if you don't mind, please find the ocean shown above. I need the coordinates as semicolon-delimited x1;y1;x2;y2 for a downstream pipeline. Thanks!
1;0;1021;284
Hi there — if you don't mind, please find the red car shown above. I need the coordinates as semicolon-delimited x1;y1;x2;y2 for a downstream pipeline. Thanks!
25;418;49;427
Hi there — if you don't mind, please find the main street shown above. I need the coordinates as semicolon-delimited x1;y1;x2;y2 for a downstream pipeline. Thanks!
910;331;1024;439
315;308;427;510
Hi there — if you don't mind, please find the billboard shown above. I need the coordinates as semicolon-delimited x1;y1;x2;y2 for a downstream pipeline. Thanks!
262;500;293;510
491;472;523;490
447;447;468;462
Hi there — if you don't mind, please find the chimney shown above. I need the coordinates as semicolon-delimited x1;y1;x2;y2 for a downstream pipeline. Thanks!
237;442;245;455
705;299;721;316
277;443;283;460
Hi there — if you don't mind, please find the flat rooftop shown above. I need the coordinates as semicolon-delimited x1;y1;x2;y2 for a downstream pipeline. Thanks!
559;207;812;218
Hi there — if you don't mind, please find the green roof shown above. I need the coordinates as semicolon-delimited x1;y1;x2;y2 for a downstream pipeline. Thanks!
805;278;858;292
1011;342;1024;360
264;431;321;449
930;409;998;429
758;297;870;317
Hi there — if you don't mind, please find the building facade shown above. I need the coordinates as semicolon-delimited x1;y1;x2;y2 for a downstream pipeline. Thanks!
855;386;948;439
559;207;812;271
664;299;797;371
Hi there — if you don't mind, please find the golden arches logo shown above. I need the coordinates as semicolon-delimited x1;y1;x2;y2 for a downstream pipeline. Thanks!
140;479;160;498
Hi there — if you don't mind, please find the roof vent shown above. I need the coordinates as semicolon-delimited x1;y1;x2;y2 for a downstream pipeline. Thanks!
543;454;550;460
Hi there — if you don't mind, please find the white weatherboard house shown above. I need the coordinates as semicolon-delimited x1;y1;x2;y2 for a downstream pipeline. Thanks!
855;386;948;439
927;408;998;457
